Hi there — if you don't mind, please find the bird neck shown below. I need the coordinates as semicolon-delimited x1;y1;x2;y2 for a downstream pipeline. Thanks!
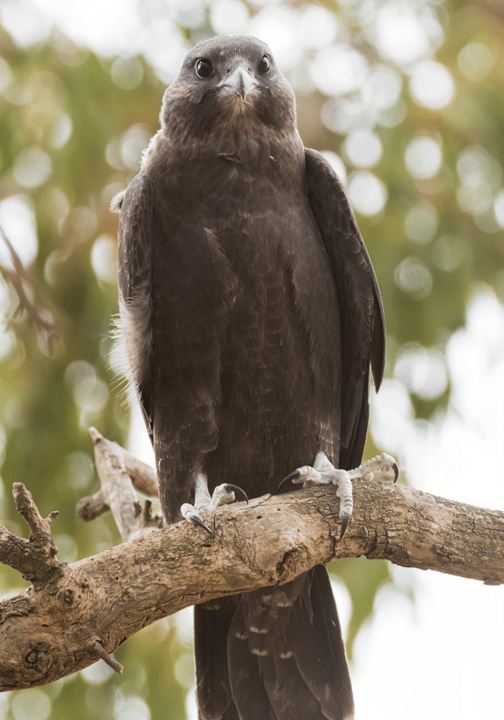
143;125;304;179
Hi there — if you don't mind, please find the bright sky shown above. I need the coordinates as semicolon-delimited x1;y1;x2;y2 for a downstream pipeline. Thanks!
1;0;503;718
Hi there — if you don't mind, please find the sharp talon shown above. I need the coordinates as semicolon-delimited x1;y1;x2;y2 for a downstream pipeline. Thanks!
223;484;249;503
339;512;350;539
277;470;300;494
393;462;399;483
189;515;214;536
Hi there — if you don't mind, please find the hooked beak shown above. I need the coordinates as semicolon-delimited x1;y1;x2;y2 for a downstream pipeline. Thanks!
219;66;258;99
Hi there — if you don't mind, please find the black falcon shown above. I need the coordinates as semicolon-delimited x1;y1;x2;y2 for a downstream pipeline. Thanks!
115;35;396;720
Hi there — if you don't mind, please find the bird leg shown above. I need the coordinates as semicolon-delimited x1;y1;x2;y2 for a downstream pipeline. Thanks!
181;474;248;535
279;452;399;538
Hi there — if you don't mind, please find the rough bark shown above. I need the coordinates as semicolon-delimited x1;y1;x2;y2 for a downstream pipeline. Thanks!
0;432;503;691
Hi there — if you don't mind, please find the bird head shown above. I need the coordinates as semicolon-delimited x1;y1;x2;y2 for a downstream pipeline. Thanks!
160;36;298;145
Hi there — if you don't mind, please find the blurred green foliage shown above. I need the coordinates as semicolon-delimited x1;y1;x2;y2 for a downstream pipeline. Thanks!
0;0;503;718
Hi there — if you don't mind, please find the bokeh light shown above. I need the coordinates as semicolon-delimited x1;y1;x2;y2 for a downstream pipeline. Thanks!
374;3;434;65
494;190;504;228
81;661;116;685
404;136;443;180
456;145;502;217
0;194;38;267
343;130;382;168
63;451;95;490
404;202;438;244
30;0;142;56
11;689;51;720
91;234;118;285
50;112;73;149
49;188;70;234
377;99;407;128
0;325;16;363
431;235;464;272
66;206;98;244
174;652;195;689
0;56;13;92
296;5;338;50
120;126;151;169
409;61;455;109
13;147;52;188
321;97;372;135
348;171;387;216
210;0;249;35
310;45;368;96
113;693;151;720
394;344;448;400
362;65;402;111
0;0;49;48
250;6;301;70
457;41;496;82
394;256;433;299
65;360;109;426
370;378;414;454
111;56;144;90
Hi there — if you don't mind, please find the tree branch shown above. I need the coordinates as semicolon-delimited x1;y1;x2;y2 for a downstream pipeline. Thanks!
84;427;162;541
0;484;63;586
76;428;159;525
1;435;503;691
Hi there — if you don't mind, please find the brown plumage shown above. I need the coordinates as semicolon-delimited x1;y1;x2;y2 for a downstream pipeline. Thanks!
116;35;385;720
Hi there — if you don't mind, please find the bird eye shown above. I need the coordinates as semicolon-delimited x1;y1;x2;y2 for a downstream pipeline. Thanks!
257;56;271;75
196;59;213;78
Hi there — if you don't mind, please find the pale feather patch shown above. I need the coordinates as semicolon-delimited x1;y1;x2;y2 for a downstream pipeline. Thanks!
107;319;132;406
111;286;152;407
249;626;269;634
110;191;126;213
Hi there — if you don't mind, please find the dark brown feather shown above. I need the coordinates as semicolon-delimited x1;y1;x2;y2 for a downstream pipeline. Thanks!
117;35;385;720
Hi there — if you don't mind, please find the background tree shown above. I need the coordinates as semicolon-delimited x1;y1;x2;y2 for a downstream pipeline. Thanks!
0;0;502;718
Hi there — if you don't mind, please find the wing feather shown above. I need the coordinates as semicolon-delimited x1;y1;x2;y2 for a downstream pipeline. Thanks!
117;172;155;436
304;148;385;469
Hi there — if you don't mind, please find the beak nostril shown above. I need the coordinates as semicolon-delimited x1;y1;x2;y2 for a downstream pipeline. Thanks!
219;65;257;99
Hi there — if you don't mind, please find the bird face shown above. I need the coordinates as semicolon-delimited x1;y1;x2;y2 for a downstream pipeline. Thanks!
160;36;298;143
187;37;269;102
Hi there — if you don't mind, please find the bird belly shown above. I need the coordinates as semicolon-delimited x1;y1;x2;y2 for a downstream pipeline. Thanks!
202;206;339;498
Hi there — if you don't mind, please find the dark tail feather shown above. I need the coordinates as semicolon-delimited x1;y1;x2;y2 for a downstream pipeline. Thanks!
194;598;239;720
294;566;354;719
195;566;354;720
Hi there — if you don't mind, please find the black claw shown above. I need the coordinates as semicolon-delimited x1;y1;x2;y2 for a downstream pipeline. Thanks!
392;462;399;483
223;484;249;504
339;513;351;540
189;515;214;536
277;470;301;494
